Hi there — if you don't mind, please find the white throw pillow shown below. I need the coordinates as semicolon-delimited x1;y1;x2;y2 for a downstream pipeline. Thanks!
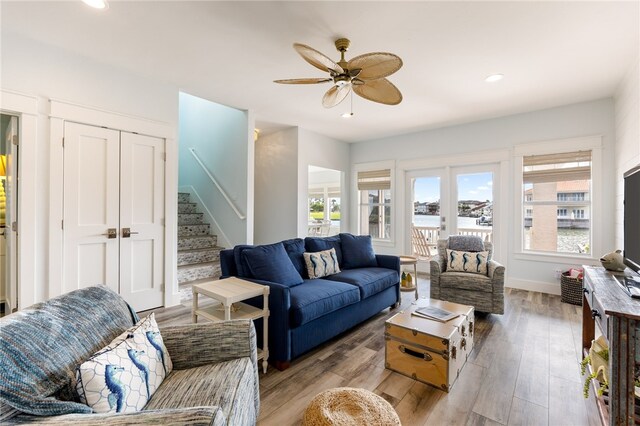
304;248;341;279
446;249;489;275
75;313;172;413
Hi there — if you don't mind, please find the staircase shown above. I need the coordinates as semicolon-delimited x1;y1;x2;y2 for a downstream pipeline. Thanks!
177;192;224;299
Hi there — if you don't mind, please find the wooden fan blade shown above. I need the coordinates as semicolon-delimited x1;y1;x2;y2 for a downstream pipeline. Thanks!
293;43;344;75
347;52;403;81
274;78;333;84
322;85;351;108
353;78;402;105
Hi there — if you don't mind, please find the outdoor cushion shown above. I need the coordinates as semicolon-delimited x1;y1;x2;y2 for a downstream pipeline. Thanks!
282;238;307;279
144;358;255;425
305;236;343;265
440;272;493;293
289;279;360;327
233;245;255;278
242;242;304;287
329;268;398;299
339;233;377;269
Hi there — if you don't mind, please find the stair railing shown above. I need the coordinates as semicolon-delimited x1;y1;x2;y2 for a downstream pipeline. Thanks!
188;147;246;220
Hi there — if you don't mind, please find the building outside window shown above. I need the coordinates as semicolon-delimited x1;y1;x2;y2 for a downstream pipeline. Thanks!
522;150;591;254
358;169;391;240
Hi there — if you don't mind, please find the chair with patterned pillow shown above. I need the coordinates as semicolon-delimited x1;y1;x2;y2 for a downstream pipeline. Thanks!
429;235;505;314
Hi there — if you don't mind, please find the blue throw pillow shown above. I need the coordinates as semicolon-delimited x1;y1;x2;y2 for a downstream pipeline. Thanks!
305;236;343;265
281;238;307;279
242;242;304;286
339;233;377;269
233;245;255;278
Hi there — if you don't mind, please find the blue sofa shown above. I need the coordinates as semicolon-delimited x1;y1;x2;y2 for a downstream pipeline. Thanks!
220;233;400;370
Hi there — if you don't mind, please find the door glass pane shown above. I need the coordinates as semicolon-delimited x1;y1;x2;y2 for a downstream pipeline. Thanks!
456;172;493;243
413;176;440;258
308;166;342;236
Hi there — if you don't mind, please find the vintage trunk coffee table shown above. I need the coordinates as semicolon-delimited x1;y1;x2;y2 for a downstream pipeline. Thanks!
385;298;474;392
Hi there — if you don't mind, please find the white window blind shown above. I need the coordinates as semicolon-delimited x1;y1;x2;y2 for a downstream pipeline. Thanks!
357;169;391;191
523;151;591;184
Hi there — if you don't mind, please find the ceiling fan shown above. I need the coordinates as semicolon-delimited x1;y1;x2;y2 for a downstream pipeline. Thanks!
274;38;403;108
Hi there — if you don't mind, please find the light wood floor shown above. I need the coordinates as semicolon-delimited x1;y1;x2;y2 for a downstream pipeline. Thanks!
151;279;599;426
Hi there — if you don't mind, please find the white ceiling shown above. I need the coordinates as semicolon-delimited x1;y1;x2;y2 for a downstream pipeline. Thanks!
1;1;638;142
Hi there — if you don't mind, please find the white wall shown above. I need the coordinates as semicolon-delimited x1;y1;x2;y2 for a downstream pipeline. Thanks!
254;127;298;244
614;55;640;250
253;127;350;243
1;34;179;304
178;92;251;247
297;128;350;238
350;98;616;293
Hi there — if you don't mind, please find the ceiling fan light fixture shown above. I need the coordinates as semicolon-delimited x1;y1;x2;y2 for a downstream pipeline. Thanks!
82;0;108;9
341;112;354;118
485;73;504;83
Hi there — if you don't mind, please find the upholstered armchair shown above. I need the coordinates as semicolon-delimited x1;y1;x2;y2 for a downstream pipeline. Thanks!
430;236;505;314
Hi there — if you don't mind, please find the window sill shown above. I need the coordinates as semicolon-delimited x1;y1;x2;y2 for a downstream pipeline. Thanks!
513;251;600;265
371;239;395;248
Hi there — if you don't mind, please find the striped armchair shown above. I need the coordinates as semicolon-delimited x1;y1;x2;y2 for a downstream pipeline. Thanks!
1;286;259;425
430;236;505;314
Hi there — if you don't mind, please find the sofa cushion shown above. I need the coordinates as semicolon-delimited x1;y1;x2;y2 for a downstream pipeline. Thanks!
0;286;139;416
144;357;255;425
242;243;304;287
304;248;341;279
448;235;485;252
440;272;493;293
446;249;489;275
75;313;172;413
282;238;307;279
305;236;343;265
329;268;398;299
233;245;255;278
339;233;377;269
289;279;360;327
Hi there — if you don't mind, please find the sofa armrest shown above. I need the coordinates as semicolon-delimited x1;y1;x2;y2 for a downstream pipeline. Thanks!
10;406;226;425
429;259;444;299
488;259;505;290
161;320;259;416
244;278;293;363
376;254;400;274
161;320;257;370
376;255;401;303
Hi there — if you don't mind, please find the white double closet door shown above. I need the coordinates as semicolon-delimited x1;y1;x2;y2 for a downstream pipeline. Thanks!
63;122;165;312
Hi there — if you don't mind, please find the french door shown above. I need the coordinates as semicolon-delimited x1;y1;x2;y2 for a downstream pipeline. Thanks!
409;164;500;260
63;122;165;311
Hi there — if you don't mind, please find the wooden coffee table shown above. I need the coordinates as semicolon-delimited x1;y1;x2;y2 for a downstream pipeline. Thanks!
192;277;270;373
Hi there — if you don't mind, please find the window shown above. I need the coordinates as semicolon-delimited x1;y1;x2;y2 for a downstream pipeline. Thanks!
358;169;391;240
522;150;591;254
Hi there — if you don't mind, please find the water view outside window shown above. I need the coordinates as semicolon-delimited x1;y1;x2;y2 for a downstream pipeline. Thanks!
522;150;591;254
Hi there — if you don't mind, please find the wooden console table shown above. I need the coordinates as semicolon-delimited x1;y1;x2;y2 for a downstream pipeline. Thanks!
582;265;640;425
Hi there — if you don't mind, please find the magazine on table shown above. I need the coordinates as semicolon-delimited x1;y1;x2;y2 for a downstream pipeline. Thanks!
411;305;459;322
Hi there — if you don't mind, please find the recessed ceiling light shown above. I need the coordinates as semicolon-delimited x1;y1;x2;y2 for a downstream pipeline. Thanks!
82;0;109;9
485;74;504;83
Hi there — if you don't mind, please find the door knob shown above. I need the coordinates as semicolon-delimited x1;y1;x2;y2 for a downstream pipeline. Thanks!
122;228;139;238
103;228;117;239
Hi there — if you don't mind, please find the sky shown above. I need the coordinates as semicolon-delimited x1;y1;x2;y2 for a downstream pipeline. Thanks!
414;172;493;203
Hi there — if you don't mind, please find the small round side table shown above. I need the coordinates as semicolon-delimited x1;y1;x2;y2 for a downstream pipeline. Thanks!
399;255;418;300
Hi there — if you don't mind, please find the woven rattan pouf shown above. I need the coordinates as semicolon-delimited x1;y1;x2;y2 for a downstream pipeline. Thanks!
302;387;401;426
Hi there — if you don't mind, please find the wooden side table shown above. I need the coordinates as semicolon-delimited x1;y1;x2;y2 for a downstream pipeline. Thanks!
399;255;419;300
192;277;270;373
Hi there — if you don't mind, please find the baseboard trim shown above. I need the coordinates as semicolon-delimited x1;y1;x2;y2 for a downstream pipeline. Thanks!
506;277;561;295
